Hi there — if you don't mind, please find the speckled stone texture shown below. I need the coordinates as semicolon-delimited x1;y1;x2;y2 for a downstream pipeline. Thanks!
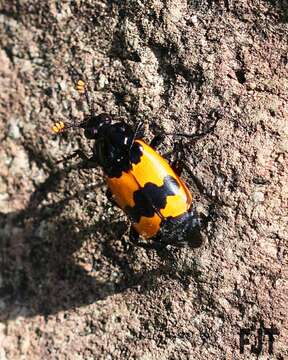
0;1;287;359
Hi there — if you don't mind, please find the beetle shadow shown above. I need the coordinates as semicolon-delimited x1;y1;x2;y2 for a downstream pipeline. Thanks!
0;165;187;320
264;0;288;22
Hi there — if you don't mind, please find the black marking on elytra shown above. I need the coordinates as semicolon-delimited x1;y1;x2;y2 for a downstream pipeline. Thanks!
97;138;143;178
125;175;181;223
130;142;143;166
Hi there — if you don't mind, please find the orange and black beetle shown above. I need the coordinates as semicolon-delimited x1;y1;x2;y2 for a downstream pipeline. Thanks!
52;81;204;249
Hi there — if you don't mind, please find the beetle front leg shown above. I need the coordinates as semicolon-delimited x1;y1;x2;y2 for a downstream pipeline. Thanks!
150;135;185;177
150;134;165;150
56;149;88;164
106;189;119;208
57;149;98;169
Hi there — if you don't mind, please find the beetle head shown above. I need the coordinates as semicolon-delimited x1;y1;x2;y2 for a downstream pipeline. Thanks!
81;113;112;139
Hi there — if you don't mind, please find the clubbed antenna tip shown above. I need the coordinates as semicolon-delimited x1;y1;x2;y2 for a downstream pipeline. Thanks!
75;79;86;94
52;79;91;134
52;121;65;133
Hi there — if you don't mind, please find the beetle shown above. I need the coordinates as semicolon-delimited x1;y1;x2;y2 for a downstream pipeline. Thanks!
52;80;208;249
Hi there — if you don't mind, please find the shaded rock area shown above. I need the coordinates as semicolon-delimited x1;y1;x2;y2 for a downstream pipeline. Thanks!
0;1;287;359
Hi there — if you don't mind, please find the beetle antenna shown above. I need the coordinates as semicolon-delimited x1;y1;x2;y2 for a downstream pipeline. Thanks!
162;115;219;140
75;79;94;117
52;80;94;134
51;119;88;134
162;131;208;140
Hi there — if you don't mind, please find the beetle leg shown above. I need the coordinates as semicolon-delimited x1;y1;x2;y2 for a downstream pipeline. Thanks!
106;189;119;208
57;150;96;168
56;149;87;164
57;149;98;169
200;203;218;226
171;159;183;177
79;157;98;169
129;227;139;243
150;134;165;150
170;140;185;177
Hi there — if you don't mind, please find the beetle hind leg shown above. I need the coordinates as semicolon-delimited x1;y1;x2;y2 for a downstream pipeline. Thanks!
170;140;185;176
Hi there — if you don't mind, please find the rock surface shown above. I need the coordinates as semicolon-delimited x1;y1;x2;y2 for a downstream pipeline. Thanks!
0;1;287;359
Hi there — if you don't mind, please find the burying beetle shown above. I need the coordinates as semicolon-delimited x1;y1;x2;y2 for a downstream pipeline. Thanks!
52;80;218;250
